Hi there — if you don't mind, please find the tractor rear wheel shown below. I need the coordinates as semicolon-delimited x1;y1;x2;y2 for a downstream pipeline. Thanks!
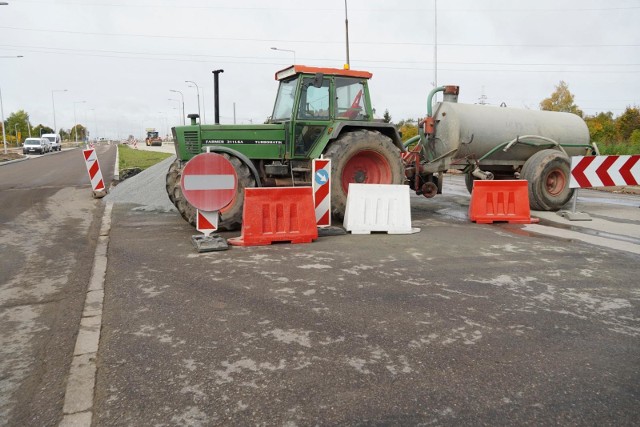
324;130;404;219
164;155;255;231
522;149;573;211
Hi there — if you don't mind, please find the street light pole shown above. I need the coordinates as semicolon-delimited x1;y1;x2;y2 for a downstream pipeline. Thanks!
14;123;18;145
73;100;86;145
1;87;7;154
52;89;67;135
89;108;97;141
168;98;181;124
185;81;202;124
158;111;168;138
1;54;24;154
169;89;185;125
270;47;296;64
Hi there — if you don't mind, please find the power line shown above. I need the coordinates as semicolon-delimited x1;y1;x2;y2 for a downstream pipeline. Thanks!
2;46;637;74
2;43;638;67
1;26;639;48
14;0;640;12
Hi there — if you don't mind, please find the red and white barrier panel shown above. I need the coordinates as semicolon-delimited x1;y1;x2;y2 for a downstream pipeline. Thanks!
83;148;105;192
570;155;640;188
312;158;331;227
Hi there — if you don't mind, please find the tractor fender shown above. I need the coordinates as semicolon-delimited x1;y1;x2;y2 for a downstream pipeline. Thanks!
201;146;262;187
328;122;405;151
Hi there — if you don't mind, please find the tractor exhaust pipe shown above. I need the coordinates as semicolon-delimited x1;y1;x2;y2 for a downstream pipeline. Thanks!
212;69;224;124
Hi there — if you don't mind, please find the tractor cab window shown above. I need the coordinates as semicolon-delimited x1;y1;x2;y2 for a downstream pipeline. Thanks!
271;77;298;122
297;77;330;120
335;77;367;120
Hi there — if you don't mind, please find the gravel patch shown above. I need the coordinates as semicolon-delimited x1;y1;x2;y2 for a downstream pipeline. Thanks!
104;155;177;212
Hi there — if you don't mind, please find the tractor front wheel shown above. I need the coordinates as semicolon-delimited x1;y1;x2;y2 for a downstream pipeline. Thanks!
217;153;256;231
164;154;256;231
324;130;404;219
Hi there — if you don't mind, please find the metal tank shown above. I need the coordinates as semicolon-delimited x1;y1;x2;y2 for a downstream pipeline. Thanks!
408;85;597;211
426;101;591;169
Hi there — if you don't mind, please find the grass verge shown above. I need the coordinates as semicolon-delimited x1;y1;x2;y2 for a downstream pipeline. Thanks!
118;144;172;171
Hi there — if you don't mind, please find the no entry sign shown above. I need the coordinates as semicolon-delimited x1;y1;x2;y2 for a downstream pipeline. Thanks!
180;153;238;211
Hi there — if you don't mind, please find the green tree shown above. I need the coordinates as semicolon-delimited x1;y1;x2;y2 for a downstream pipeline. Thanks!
383;109;392;123
70;124;87;141
5;110;31;145
32;124;54;137
540;81;583;117
396;118;419;142
615;106;640;141
584;112;617;144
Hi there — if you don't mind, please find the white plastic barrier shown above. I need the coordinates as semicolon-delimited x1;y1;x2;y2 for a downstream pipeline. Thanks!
343;184;420;235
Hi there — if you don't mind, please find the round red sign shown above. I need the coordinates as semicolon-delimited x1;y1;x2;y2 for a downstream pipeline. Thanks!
180;153;238;211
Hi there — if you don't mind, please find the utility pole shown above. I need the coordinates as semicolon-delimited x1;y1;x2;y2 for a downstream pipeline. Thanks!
478;86;488;105
434;0;438;89
344;0;350;69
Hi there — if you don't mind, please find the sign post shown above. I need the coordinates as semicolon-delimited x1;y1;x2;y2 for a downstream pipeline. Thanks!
560;155;640;221
82;148;107;198
312;158;331;227
180;152;237;252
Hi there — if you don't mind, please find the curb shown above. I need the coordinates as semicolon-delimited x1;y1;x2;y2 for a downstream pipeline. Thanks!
0;157;29;166
113;145;119;181
59;202;113;427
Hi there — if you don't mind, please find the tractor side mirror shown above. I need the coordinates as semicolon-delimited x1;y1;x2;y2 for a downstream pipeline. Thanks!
313;73;324;88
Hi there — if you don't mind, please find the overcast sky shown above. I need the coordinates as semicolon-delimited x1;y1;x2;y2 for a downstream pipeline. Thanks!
1;0;638;139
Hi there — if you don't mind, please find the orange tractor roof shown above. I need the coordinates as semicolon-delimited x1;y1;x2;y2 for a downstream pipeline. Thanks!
275;65;373;81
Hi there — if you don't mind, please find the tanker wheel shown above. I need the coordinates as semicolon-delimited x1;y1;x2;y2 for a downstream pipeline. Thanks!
324;130;404;219
522;149;573;211
465;172;475;194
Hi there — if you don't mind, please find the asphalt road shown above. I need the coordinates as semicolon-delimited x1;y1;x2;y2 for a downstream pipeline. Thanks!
0;145;115;427
1;144;639;426
99;147;639;425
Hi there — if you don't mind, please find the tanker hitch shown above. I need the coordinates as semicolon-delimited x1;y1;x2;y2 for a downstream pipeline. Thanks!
470;166;494;181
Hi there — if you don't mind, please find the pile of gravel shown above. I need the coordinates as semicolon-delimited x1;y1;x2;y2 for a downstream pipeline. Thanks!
105;155;177;212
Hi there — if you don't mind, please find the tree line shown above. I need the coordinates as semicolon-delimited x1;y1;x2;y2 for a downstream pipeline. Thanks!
540;81;639;155
1;109;87;145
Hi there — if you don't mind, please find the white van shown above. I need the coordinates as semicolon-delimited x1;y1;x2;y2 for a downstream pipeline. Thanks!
42;133;62;151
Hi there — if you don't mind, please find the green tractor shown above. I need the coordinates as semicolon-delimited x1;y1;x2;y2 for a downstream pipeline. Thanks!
167;65;405;230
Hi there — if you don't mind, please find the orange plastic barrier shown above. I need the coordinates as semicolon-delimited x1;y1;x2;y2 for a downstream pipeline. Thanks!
228;187;318;246
468;180;538;224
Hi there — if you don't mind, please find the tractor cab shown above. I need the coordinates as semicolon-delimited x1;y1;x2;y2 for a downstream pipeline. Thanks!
270;65;374;124
270;65;376;158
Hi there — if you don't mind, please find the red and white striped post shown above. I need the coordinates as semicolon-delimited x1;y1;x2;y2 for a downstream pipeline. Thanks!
82;148;107;197
312;158;331;227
